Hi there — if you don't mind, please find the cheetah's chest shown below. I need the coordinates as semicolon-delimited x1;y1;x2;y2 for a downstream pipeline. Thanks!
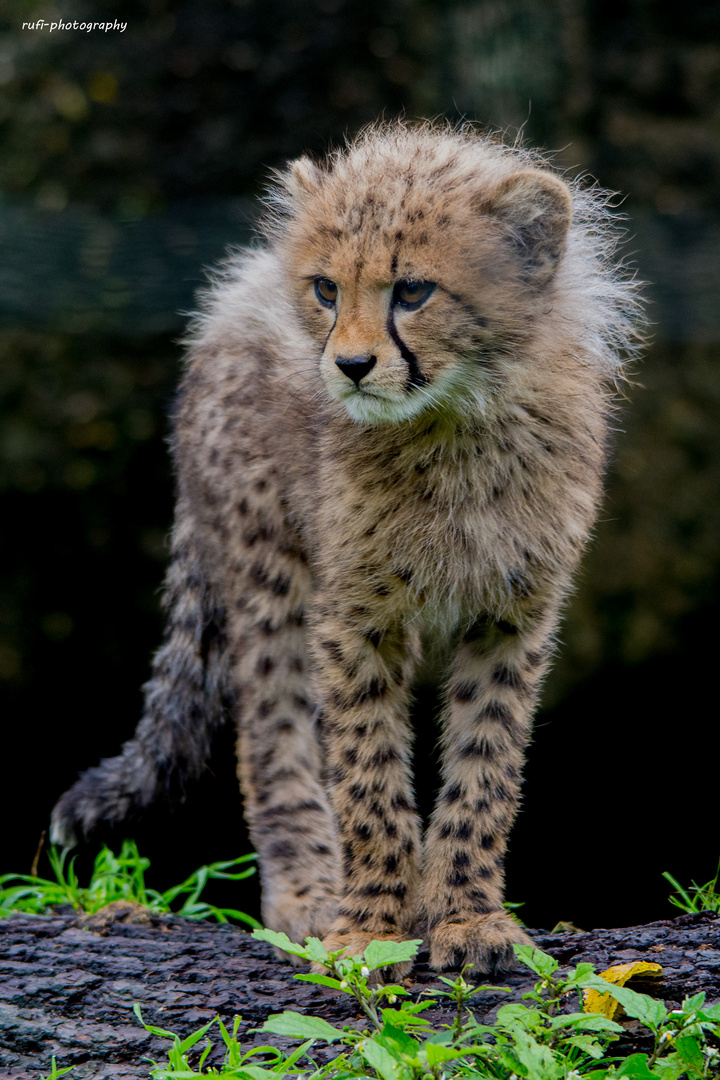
315;440;533;618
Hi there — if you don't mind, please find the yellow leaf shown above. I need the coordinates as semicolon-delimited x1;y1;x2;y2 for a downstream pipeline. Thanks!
583;961;663;1020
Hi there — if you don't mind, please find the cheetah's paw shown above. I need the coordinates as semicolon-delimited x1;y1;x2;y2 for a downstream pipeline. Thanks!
429;910;532;975
317;928;416;983
264;892;339;966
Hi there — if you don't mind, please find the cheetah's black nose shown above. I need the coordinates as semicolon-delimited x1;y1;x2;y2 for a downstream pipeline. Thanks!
335;355;377;386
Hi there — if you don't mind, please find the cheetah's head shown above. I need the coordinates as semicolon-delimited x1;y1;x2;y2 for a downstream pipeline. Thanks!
271;127;572;426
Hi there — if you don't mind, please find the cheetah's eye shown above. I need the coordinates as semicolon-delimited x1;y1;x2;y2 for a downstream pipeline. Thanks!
393;280;436;310
314;278;338;307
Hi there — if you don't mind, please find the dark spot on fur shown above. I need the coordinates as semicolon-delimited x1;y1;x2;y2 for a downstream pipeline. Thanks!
492;665;526;690
345;745;359;765
464;616;490;642
480;702;515;727
268;840;296;859
357;678;387;704
385;853;398;873
372;745;400;767
447;870;469;888
453;682;478;703
470;889;491;911
271;575;291;597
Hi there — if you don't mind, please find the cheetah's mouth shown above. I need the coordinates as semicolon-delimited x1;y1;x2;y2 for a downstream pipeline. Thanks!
331;362;494;427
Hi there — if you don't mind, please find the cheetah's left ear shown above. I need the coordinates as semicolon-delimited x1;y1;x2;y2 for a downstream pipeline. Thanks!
285;155;326;203
480;170;572;287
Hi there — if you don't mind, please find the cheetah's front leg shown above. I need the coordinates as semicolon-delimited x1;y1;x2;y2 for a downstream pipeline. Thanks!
422;609;558;974
313;609;422;970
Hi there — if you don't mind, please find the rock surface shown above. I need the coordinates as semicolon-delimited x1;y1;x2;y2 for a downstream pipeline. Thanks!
1;909;718;1079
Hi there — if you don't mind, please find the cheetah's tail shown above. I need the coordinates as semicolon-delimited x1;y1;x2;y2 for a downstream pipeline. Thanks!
50;522;231;848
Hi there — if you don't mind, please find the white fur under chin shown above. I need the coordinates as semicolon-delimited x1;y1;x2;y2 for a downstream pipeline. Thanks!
330;364;493;426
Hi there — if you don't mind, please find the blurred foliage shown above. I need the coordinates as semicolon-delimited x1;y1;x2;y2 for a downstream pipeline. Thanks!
1;0;719;916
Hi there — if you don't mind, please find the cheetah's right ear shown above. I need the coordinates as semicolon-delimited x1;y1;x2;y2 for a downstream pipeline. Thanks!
479;169;573;287
285;155;325;202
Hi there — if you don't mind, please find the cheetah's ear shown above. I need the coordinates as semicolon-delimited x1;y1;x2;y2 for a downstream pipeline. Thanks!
285;155;325;202
480;170;572;287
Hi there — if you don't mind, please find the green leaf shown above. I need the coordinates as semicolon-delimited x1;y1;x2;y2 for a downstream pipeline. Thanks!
652;1055;690;1080
615;1052;662;1079
362;939;422;970
359;1038;409;1080
303;936;331;966
549;1011;624;1033
260;1010;344;1042
565;962;597;986
512;1030;564;1080
562;1034;606;1059
132;1002;178;1039
251;928;308;959
294;972;345;990
424;1041;463;1066
513;944;559;978
380;1003;432;1030
675;1035;705;1073
496;1003;543;1030
682;992;706;1013
375;1021;417;1058
178;1017;218;1054
581;975;668;1031
230;1066;280;1079
271;1038;314;1073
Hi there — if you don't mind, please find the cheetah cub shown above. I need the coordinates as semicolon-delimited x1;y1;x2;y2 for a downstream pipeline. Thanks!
52;122;643;974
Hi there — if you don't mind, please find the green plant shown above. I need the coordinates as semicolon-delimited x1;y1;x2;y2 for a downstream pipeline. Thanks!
664;861;720;915
41;1058;76;1079
0;840;260;927
128;935;720;1079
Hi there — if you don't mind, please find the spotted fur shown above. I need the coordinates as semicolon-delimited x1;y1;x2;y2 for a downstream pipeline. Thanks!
51;122;643;974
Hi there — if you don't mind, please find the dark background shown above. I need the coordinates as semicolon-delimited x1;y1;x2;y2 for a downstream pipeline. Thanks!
1;0;719;933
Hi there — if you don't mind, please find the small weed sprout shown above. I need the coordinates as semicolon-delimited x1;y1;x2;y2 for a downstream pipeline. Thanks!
664;859;720;914
0;840;259;927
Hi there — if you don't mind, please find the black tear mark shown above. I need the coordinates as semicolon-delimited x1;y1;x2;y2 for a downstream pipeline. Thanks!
387;314;427;390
